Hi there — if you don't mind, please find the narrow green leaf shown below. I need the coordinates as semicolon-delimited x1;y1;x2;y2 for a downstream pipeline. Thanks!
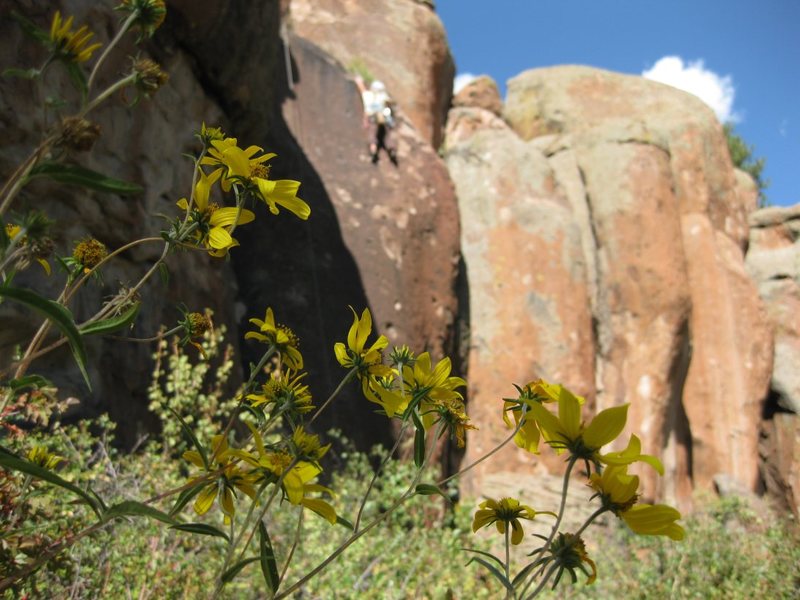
169;482;204;517
414;483;451;502
2;67;40;80
463;547;506;569
221;557;260;584
170;523;230;542
65;62;88;100
511;562;539;588
0;447;101;517
26;162;143;195
10;11;49;43
79;302;140;336
7;374;52;390
158;262;169;285
258;522;280;594
0;286;91;390
168;407;208;470
465;556;513;592
414;426;425;468
335;515;355;531
102;500;176;524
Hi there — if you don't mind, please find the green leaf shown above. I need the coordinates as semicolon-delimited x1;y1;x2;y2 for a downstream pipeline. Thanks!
511;562;539;588
221;557;260;584
414;426;426;469
0;286;91;390
65;62;88;100
0;446;101;517
102;500;176;524
169;482;204;517
26;162;143;195
258;522;280;594
7;374;52;391
2;67;40;80
335;515;355;531
465;556;513;592
10;11;49;44
464;547;506;569
168;407;208;470
158;262;170;285
79;302;140;336
170;523;230;542
414;483;451;503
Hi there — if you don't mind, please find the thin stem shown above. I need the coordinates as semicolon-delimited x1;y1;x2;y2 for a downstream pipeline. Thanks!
354;418;411;531
86;12;138;93
522;561;560;600
308;367;357;424
573;507;607;539
436;414;525;488
0;139;55;217
273;423;445;600
81;73;137;117
277;509;304;593
504;527;511;592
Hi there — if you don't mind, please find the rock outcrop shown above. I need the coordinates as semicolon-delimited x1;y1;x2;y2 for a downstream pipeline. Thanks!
286;0;454;149
0;0;461;452
446;66;773;509
746;204;800;515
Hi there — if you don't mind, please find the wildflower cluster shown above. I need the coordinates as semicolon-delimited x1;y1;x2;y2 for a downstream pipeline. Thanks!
334;306;475;452
468;380;685;596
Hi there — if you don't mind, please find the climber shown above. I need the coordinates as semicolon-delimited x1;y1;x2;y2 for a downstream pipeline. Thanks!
355;76;398;165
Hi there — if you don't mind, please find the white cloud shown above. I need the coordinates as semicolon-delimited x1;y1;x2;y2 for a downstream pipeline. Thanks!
642;56;738;123
453;72;478;95
779;118;789;137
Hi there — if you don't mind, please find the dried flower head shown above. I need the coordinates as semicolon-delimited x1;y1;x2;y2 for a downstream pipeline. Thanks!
57;117;101;152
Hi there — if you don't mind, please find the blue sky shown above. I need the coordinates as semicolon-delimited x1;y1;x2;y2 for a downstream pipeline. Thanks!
437;0;798;207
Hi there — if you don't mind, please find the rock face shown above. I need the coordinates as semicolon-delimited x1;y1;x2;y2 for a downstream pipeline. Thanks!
0;1;461;453
286;0;455;149
746;204;800;515
452;75;503;116
446;66;773;509
0;0;240;444
232;34;461;447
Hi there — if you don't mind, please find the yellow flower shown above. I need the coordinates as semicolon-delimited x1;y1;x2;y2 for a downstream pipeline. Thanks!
235;426;337;524
177;168;255;256
49;11;101;63
5;223;51;275
244;307;303;370
119;0;167;37
72;237;108;272
404;352;467;432
589;464;685;540
365;375;409;418
334;307;391;378
246;368;313;415
528;391;628;459
290;426;331;463
183;435;257;520
201;139;310;220
599;434;664;474
502;379;580;455
472;497;552;545
27;446;64;470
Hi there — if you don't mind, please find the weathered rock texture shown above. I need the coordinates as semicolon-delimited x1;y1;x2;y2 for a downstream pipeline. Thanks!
286;0;454;148
447;66;773;510
0;1;461;452
232;33;461;446
746;204;800;515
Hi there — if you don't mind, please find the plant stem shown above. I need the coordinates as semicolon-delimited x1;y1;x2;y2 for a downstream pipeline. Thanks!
308;367;357;424
86;12;138;93
273;423;445;600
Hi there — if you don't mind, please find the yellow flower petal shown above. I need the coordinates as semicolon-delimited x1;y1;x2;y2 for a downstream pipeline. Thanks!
193;484;217;515
584;404;629;449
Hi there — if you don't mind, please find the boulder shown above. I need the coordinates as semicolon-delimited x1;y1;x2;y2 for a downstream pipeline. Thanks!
448;65;773;508
452;75;504;116
286;0;454;148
